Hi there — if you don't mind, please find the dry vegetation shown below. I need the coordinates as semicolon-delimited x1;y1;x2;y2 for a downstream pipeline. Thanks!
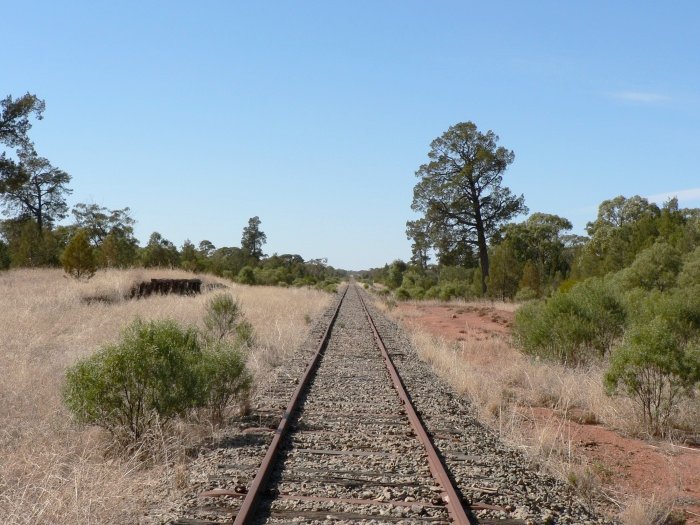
0;268;331;524
381;298;698;524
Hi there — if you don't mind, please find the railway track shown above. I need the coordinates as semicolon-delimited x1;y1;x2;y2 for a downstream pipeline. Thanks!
163;284;610;525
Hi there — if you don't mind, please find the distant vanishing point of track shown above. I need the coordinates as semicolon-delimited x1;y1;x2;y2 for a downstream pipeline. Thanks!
163;284;612;525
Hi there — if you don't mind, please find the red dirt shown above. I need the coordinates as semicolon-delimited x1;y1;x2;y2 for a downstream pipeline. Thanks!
395;302;700;524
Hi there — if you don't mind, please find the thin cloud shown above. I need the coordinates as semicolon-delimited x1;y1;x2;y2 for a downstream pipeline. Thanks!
611;91;670;103
646;187;700;204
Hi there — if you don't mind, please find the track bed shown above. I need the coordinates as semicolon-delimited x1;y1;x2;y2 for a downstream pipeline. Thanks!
163;285;612;525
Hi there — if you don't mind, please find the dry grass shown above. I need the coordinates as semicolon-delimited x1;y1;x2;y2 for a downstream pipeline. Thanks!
619;495;686;525
388;296;700;523
0;268;331;524
394;312;640;517
408;328;635;434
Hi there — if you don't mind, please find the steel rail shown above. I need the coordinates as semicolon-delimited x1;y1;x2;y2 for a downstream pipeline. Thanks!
356;285;472;525
231;285;348;525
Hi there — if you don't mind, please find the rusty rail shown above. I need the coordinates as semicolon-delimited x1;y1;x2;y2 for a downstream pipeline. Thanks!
231;285;348;525
229;283;470;524
356;287;472;525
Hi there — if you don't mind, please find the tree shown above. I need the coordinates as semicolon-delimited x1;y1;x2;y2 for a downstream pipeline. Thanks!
618;241;682;292
586;195;660;234
210;246;246;279
577;195;661;276
61;229;97;279
180;239;201;272
410;122;527;293
0;218;59;267
71;203;136;245
71;203;139;267
387;259;407;290
0;239;9;269
241;216;266;262
502;213;573;286
0;93;44;149
141;232;179;267
198;240;216;258
405;219;431;271
519;260;541;296
488;240;521;300
0;147;72;232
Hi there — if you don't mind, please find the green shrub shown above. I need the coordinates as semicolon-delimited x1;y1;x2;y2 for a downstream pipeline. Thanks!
199;342;252;426
235;320;255;346
439;265;472;282
63;319;205;443
515;286;538;302
395;287;411;300
63;318;252;445
61;229;96;280
605;317;700;436
423;286;440;299
237;265;256;285
557;278;579;293
677;246;700;290
437;281;469;301
514;278;626;364
204;293;243;341
438;284;456;301
315;279;338;293
408;287;425;300
617;241;682;292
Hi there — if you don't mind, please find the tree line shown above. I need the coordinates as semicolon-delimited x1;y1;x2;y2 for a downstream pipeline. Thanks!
361;121;699;303
361;120;700;436
0;93;343;291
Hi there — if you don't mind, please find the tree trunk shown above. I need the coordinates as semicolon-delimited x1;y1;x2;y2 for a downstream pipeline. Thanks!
472;195;489;295
35;181;43;233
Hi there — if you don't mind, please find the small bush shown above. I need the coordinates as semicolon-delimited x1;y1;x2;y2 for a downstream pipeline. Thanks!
395;287;411;300
199;342;252;426
423;286;440;299
235;320;255;346
515;286;538;302
617;241;682;292
437;281;469;301
237;266;256;285
316;279;338;293
61;229;96;280
677;246;700;290
514;278;626;364
63;319;205;443
0;240;10;270
605;317;700;436
407;286;425;300
63;318;252;446
204;293;243;341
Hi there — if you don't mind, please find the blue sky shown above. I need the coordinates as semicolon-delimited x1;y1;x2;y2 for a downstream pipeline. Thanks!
3;1;699;269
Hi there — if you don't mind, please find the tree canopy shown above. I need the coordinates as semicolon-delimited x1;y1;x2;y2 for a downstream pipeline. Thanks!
409;121;527;293
0;94;45;149
0;147;72;232
241;216;266;262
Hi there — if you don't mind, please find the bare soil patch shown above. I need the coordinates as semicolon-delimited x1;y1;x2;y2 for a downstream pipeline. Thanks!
395;301;700;524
